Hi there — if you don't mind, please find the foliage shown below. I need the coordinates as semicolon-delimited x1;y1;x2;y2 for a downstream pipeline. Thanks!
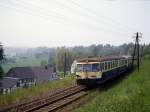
143;44;150;54
3;43;150;73
0;43;5;62
2;57;47;73
0;42;5;78
0;66;4;79
74;60;150;112
40;60;48;67
48;55;55;66
55;47;78;72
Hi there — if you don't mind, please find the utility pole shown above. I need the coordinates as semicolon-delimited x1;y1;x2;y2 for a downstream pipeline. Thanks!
132;32;142;71
64;52;67;77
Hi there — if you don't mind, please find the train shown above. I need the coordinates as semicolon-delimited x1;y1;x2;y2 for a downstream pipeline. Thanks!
72;55;133;86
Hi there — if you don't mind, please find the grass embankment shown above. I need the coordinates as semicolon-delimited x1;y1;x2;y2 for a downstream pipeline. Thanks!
75;60;150;112
0;75;75;106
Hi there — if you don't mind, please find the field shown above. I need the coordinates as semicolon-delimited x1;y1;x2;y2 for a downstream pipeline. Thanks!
75;60;150;112
2;57;48;73
0;75;75;106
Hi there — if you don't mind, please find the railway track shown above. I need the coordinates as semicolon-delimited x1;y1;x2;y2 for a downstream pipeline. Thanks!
0;85;87;112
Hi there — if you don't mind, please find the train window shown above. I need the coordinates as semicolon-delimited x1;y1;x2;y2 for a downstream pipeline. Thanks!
125;60;127;65
112;61;115;68
119;60;121;66
101;63;104;71
108;62;111;70
118;60;120;66
130;59;132;64
110;62;112;69
115;60;117;67
112;61;113;68
125;60;126;65
92;63;100;72
113;61;115;68
121;60;123;66
83;64;92;72
105;62;107;70
123;60;125;65
76;64;83;72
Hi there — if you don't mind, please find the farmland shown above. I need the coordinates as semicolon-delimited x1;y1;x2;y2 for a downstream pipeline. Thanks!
2;57;48;73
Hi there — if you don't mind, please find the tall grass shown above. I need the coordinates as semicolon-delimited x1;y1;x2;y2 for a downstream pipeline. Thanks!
0;75;75;106
75;60;150;112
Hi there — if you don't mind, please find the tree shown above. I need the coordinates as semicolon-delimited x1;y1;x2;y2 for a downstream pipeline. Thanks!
48;54;56;67
0;42;5;79
55;47;67;71
40;60;48;67
55;47;78;72
0;66;4;79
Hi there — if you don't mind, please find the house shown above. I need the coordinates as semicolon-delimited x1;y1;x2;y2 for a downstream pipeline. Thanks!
0;66;57;94
0;77;18;94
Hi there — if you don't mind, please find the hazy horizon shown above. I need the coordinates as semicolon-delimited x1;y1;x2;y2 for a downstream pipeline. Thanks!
0;0;150;47
3;42;145;49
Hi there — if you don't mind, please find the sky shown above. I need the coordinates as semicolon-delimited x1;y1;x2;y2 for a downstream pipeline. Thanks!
0;0;150;47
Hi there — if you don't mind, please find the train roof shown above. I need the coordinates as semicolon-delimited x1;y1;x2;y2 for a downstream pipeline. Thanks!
76;55;128;63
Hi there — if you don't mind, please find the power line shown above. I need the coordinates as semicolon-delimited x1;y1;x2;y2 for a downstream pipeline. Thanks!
0;1;69;25
52;0;132;35
20;0;130;36
68;0;137;32
0;0;130;37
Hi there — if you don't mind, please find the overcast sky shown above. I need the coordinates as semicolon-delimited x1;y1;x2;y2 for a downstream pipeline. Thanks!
0;0;149;47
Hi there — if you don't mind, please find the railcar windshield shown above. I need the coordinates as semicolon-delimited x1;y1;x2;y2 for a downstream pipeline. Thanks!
83;64;92;72
92;63;100;72
76;64;83;72
76;63;100;72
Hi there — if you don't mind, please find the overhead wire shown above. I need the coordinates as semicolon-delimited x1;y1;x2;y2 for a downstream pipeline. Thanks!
69;0;137;32
51;0;132;36
0;0;131;37
0;0;71;26
0;0;106;32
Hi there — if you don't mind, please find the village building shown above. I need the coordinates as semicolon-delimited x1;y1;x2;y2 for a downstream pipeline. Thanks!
0;66;57;94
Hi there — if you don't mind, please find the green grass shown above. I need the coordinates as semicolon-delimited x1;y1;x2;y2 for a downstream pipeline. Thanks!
75;60;150;112
2;57;48;73
0;75;75;106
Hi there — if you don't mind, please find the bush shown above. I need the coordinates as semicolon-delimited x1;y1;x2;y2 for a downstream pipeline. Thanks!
0;66;4;79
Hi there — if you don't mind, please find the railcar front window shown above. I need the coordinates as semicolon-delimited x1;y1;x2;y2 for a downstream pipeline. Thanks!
83;64;92;72
77;64;83;72
92;63;100;72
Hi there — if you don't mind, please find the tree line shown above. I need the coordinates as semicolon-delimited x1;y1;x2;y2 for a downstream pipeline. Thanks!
48;43;150;73
1;42;150;78
0;43;5;79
